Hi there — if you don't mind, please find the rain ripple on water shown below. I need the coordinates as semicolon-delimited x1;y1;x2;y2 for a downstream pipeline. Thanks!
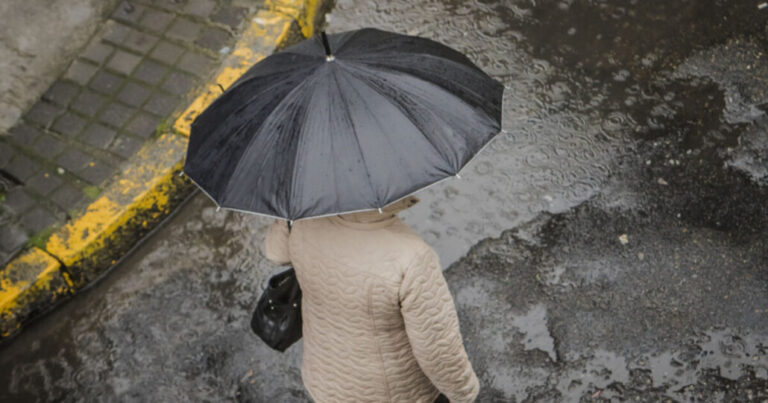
330;0;634;264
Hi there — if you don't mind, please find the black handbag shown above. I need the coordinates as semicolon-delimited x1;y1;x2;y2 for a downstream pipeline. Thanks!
250;267;303;352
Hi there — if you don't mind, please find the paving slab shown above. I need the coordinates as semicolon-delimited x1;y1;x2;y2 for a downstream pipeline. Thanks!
0;0;121;133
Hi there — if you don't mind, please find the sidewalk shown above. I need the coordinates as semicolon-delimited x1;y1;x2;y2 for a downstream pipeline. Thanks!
0;0;329;338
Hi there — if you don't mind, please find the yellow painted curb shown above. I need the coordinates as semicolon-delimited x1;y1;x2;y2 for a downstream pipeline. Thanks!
173;10;294;137
0;0;330;340
267;0;321;37
174;0;329;136
0;248;71;337
44;132;190;287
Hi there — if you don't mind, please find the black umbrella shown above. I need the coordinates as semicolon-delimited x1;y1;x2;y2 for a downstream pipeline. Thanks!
184;28;503;221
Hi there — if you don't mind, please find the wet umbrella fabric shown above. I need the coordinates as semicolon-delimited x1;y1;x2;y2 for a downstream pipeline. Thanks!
184;28;503;220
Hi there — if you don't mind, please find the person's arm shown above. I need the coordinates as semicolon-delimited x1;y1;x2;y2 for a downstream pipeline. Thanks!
399;247;480;403
263;220;291;265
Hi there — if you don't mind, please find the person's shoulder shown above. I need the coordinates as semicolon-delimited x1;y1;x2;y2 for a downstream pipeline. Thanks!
389;219;437;260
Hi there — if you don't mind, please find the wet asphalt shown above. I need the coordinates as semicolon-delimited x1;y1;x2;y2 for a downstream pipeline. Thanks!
1;0;768;401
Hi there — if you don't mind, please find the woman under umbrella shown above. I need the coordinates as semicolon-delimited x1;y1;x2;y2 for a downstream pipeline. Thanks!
264;196;477;402
185;29;503;402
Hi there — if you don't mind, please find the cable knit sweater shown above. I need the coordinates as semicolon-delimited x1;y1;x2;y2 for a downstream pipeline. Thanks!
263;201;479;403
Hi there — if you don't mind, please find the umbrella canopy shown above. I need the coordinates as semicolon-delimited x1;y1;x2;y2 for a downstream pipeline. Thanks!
184;28;503;220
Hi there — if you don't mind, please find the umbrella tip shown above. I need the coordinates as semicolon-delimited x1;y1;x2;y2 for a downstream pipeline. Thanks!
455;173;462;179
320;31;333;59
216;206;221;212
378;207;383;214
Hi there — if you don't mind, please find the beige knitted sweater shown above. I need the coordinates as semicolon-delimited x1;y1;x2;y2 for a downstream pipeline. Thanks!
263;200;479;403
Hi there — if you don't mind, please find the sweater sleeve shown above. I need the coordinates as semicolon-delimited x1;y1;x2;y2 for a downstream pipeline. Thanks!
263;220;291;265
399;247;480;403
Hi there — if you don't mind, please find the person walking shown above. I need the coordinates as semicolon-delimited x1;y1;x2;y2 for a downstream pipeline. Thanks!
263;196;479;403
184;28;502;402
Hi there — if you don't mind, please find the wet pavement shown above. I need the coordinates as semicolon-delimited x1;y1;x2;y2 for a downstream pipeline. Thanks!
2;0;768;401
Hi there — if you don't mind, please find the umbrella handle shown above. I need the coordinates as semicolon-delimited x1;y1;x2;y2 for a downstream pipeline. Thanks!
320;31;332;57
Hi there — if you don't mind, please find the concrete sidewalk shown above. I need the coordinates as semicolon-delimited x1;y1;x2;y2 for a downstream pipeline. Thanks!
0;0;121;134
0;0;330;339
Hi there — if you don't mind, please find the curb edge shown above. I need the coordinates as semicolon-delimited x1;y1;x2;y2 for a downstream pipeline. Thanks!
0;0;331;341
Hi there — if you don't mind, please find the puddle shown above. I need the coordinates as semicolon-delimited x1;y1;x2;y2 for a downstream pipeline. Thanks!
510;304;557;362
329;0;768;265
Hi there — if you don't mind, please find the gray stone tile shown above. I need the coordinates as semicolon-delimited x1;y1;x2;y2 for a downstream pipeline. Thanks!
5;154;42;181
117;82;152;107
161;71;197;95
81;41;115;65
150;40;184;65
112;1;146;24
2;188;35;214
211;6;247;29
142;0;185;12
125;112;161;138
195;27;230;52
81;123;118;149
166;18;202;43
56;148;91;172
21;206;60;234
132;58;169;85
183;0;216;18
0;223;28;253
107;50;143;75
122;29;159;54
77;160;115;185
139;9;174;33
52;113;87;138
31;134;67;157
109;134;144;159
71;90;108;117
176;51;213;77
143;92;177;117
51;183;85;212
8;124;43;148
103;22;132;45
42;81;81;107
98;102;136;128
26;171;62;196
90;71;126;95
64;60;99;86
0;142;16;168
25;102;64;128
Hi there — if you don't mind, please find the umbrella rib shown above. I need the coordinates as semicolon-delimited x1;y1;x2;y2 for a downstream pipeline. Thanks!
348;52;496;114
192;65;316;167
192;70;313;202
225;53;319;92
338;70;424;189
221;65;317;124
330;67;382;210
349;49;483;76
198;67;318;170
330;28;391;56
341;63;468;173
285;80;318;219
220;68;322;209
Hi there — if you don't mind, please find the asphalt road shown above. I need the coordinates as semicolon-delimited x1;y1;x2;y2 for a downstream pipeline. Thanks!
1;0;767;401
